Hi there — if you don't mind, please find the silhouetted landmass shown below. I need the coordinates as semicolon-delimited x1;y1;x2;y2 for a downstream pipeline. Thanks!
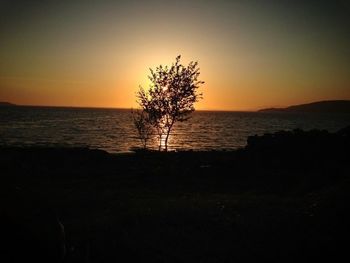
259;100;350;113
1;126;350;262
0;101;16;106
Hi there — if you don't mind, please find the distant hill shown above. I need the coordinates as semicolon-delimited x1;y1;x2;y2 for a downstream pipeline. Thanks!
258;100;350;113
0;102;16;107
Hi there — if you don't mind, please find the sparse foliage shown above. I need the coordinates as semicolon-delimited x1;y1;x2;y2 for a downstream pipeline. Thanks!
132;109;153;149
135;55;204;151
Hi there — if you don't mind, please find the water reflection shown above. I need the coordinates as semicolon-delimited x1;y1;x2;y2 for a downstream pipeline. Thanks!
0;106;349;153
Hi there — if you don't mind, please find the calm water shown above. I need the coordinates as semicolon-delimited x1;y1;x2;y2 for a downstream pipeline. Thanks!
0;106;349;152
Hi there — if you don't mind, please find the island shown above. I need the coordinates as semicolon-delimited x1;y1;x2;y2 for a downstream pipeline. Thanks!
0;102;16;107
258;100;350;113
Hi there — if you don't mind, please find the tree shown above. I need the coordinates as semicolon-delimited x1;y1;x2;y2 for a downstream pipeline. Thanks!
136;55;204;151
132;109;153;149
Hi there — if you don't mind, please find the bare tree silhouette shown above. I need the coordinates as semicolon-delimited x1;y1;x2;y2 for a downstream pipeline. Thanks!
132;109;153;149
136;55;204;151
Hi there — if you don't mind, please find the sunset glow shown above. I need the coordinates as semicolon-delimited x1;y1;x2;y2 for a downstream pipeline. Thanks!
1;0;349;110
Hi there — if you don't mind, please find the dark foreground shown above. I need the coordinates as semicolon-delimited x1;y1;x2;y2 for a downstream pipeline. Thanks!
1;128;350;262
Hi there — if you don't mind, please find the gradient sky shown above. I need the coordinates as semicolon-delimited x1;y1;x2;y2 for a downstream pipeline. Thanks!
0;0;349;110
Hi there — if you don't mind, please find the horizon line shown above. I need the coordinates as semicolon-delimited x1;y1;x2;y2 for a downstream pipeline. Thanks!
1;102;259;112
2;99;349;112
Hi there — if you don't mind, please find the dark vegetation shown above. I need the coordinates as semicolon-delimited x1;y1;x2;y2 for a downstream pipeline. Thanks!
1;127;350;262
259;100;350;113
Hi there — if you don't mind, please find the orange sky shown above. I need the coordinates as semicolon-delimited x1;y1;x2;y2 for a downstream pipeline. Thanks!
1;0;349;111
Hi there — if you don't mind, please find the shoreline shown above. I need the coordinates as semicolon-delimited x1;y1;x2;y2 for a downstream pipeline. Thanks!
2;127;350;262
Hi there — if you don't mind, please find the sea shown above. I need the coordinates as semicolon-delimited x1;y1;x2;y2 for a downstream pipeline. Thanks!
0;106;349;153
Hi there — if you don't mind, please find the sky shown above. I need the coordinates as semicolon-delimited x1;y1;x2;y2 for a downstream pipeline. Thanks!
0;0;349;111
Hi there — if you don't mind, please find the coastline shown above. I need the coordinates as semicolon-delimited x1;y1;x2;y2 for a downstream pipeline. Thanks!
2;128;350;262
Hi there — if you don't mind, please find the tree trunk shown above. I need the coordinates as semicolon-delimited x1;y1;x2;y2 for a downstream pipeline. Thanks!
158;134;162;151
164;124;173;152
165;133;169;152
